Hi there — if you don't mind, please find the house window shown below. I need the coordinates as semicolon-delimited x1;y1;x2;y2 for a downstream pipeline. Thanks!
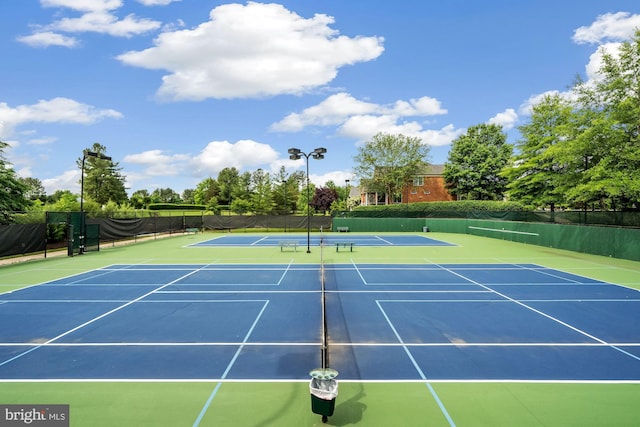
413;176;424;186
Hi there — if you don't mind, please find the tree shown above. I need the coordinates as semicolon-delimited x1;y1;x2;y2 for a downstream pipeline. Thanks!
47;190;80;212
502;94;576;210
444;124;512;200
150;188;181;203
231;172;252;214
250;168;275;214
312;186;338;214
130;189;151;209
181;189;196;204
0;140;31;223
353;133;430;204
297;182;316;216
570;30;640;210
77;143;127;205
506;31;640;211
19;177;46;202
193;178;219;206
217;167;240;206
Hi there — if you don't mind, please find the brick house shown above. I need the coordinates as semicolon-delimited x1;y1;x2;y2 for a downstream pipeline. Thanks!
360;164;453;205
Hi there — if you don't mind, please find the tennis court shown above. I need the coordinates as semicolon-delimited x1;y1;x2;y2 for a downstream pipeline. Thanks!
1;232;639;426
189;233;454;247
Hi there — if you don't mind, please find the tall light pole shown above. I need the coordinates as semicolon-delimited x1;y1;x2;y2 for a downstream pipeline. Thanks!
345;179;350;211
282;179;287;232
80;150;112;254
288;147;326;253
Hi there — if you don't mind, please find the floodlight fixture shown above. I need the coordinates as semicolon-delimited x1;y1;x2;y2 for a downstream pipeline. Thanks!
287;147;328;253
79;149;112;254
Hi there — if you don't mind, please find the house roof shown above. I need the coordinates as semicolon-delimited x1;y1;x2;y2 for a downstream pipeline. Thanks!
416;164;445;176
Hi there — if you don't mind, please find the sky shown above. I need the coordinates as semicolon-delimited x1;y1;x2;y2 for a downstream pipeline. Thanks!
1;0;640;197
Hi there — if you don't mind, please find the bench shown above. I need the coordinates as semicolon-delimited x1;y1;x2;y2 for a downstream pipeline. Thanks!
336;226;350;232
335;242;355;252
185;228;200;235
279;240;299;252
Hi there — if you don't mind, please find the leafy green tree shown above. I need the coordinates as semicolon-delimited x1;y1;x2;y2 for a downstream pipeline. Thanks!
181;189;196;204
444;124;512;200
217;167;240;206
47;190;80;212
353;133;430;204
231;172;252;213
130;189;151;209
19;177;46;202
77;143;127;205
193;178;219;206
151;187;181;203
297;182;316;216
230;198;251;215
502;95;576;209
250;168;275;214
570;30;640;210
0;140;31;223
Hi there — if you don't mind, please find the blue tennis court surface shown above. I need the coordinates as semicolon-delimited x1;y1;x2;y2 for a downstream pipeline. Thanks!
1;263;639;382
189;233;454;247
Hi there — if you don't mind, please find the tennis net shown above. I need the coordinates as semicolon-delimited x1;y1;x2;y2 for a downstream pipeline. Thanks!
320;234;328;369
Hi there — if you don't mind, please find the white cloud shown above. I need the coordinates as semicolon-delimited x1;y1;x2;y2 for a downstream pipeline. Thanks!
0;97;122;138
573;12;640;44
272;92;458;146
41;0;123;13
16;31;78;48
193;139;280;174
27;136;58;145
391;97;447;116
117;3;384;100
51;11;161;37
42;169;81;194
340;115;461;146
19;0;161;47
124;140;281;180
487;108;519;130
271;93;380;132
136;0;181;5
123;149;189;176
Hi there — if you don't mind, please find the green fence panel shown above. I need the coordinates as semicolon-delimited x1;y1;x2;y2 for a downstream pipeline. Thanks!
332;217;427;232
429;218;640;261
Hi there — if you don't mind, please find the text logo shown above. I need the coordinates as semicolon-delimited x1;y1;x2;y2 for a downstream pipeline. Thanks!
0;405;69;426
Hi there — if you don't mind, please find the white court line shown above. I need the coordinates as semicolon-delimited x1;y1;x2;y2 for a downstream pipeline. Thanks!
0;265;210;368
3;377;640;385
9;341;638;348
431;262;640;363
375;300;456;426
350;260;368;285
250;236;269;246
276;260;294;286
193;300;270;427
0;342;315;347
374;235;394;245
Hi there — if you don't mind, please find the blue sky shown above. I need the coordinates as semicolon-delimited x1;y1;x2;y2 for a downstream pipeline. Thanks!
1;1;639;196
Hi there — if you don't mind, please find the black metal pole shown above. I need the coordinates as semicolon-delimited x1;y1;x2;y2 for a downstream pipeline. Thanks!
79;150;112;255
306;155;311;253
79;154;86;255
287;147;326;254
